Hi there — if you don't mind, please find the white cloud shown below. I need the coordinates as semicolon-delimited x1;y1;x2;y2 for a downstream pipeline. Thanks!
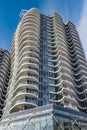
78;0;87;59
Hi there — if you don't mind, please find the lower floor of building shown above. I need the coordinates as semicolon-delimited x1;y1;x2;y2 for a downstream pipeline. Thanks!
0;104;87;130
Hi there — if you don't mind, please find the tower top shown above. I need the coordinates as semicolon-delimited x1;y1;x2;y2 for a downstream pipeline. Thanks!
19;9;28;18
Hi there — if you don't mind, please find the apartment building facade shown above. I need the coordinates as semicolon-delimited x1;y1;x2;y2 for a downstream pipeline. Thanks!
3;8;87;115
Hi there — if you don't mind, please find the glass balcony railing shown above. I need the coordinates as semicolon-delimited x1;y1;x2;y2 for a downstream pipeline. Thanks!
15;81;38;89
28;66;39;73
15;89;38;97
12;97;37;107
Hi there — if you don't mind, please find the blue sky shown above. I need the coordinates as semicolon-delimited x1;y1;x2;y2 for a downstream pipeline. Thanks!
0;0;87;58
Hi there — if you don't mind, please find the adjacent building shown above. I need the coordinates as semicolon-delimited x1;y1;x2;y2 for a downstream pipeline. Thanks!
3;8;87;115
0;49;10;117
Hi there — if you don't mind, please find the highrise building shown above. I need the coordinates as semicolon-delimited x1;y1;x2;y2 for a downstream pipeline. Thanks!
3;8;87;115
0;49;10;117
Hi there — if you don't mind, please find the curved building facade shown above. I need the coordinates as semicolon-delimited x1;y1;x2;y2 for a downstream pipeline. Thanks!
0;49;10;117
3;8;87;115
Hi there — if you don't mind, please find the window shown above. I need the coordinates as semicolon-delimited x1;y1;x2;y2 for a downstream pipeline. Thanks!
65;101;69;105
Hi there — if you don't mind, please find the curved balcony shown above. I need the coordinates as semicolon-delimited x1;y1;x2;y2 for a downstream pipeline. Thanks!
19;50;39;61
68;46;81;55
14;85;38;97
49;72;62;80
63;95;78;105
14;82;38;92
20;27;40;39
10;101;37;113
24;9;40;17
49;55;70;69
62;80;75;90
72;36;80;43
22;15;40;25
81;69;87;76
21;20;39;29
61;72;74;84
19;46;39;59
0;73;5;79
19;31;39;43
14;87;38;97
49;86;75;96
3;53;10;60
49;73;74;90
50;47;69;60
58;55;70;65
4;51;10;57
20;39;39;49
1;86;7;94
21;19;40;28
71;62;87;72
22;16;40;26
73;75;87;83
0;68;7;76
16;72;38;82
0;102;4;107
12;92;38;105
75;81;87;89
15;75;38;86
56;38;67;46
72;67;81;75
61;67;72;77
19;56;39;66
22;14;40;23
19;54;39;66
68;49;84;60
2;58;10;67
2;55;10;63
63;87;75;95
49;79;62;87
73;64;84;73
68;45;83;56
50;40;67;49
59;58;72;71
1;63;9;71
50;94;77;105
50;99;63;104
58;46;69;58
76;52;86;60
76;96;87;102
0;77;4;83
55;19;64;27
78;59;87;67
78;105;87;111
19;35;39;46
17;62;39;73
56;43;68;53
18;60;38;71
56;33;66;41
23;14;40;23
22;19;40;27
68;40;81;49
55;25;65;34
56;29;65;37
59;60;71;71
0;67;8;76
75;87;87;95
17;68;38;79
11;51;15;61
69;51;85;63
25;7;40;13
56;36;66;44
55;29;66;36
